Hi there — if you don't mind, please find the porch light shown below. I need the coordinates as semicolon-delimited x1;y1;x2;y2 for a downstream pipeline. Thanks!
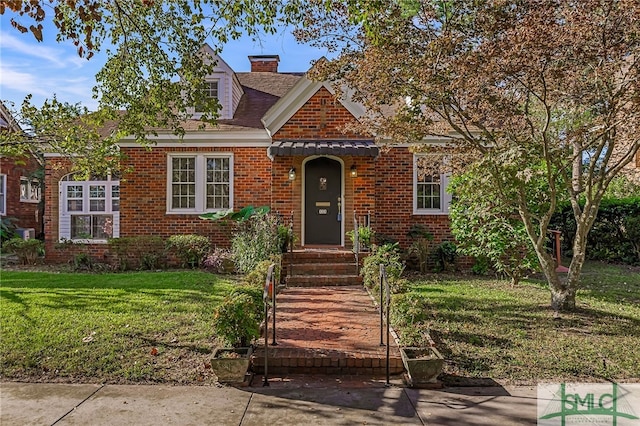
350;164;358;178
288;167;296;181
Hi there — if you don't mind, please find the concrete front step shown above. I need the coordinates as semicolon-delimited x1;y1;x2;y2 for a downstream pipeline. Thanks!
252;347;404;376
287;274;363;287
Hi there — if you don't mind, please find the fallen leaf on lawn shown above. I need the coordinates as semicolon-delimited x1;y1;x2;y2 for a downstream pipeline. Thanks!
150;347;159;356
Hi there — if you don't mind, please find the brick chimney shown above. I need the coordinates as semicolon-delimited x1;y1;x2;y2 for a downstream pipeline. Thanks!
248;55;280;73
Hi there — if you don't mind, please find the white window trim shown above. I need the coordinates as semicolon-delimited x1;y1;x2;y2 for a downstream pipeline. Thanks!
0;174;6;216
20;176;41;203
59;178;120;243
413;154;452;215
166;153;234;214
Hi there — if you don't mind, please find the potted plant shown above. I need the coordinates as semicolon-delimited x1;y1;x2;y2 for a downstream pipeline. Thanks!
347;226;374;251
211;292;260;383
401;346;444;386
277;224;295;253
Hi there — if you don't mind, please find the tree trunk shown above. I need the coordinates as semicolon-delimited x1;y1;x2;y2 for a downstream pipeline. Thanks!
535;251;577;312
550;285;576;312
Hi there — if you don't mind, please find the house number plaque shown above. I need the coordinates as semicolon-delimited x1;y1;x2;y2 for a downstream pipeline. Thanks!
318;208;328;215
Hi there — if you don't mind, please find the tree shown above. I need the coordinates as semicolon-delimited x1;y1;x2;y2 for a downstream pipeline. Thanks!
0;97;122;177
0;0;307;174
3;1;639;311
299;0;640;311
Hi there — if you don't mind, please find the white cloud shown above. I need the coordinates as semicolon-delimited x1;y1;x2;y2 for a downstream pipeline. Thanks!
0;31;67;67
0;64;51;97
0;63;98;109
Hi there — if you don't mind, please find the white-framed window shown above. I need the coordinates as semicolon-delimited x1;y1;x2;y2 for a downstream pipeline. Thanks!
59;174;120;242
195;80;219;114
413;155;452;215
167;153;233;214
20;177;41;203
0;174;6;215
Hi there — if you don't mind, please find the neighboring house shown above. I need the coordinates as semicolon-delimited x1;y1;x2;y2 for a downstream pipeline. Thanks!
0;102;43;238
43;46;455;263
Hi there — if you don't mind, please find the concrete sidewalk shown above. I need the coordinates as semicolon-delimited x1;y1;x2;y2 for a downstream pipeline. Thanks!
1;378;539;425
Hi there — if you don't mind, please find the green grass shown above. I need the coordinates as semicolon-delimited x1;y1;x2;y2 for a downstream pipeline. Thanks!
0;270;238;384
398;262;640;384
2;262;638;385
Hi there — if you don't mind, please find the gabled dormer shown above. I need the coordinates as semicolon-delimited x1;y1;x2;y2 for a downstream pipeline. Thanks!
190;45;244;120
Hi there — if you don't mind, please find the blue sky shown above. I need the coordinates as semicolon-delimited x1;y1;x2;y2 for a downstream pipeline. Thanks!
0;13;332;111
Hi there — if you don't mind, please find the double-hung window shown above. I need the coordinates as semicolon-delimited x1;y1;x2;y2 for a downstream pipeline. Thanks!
195;81;219;114
60;174;119;241
413;155;452;215
20;177;41;202
168;154;233;213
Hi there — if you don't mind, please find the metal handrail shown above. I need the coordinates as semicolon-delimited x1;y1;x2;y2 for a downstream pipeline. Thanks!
379;264;391;386
262;263;277;386
288;210;294;280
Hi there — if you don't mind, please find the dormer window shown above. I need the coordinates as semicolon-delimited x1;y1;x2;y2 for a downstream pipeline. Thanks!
195;80;219;113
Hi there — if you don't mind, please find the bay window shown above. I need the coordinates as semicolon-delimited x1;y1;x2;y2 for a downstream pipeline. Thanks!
59;174;119;241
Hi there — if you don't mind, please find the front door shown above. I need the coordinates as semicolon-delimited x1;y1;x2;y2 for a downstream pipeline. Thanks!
305;157;342;245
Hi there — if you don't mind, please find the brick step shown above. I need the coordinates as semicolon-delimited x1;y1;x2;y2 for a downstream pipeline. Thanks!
285;251;357;263
289;262;358;275
286;274;363;287
251;347;404;376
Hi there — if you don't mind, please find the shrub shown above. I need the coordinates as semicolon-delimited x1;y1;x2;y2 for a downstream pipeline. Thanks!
406;224;434;273
107;237;132;270
550;197;640;265
230;285;264;321
72;252;93;271
134;236;166;270
390;293;434;346
434;241;458;272
277;224;296;253
3;237;44;265
109;236;166;271
450;170;538;282
231;213;280;273
625;215;640;262
166;234;210;268
361;243;405;292
347;226;374;251
203;247;234;273
212;293;260;348
0;217;17;244
244;257;281;289
471;256;490;276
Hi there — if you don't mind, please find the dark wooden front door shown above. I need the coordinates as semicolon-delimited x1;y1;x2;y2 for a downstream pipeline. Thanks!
305;157;342;245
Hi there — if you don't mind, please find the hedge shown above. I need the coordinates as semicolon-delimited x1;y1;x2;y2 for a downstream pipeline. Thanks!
550;197;640;265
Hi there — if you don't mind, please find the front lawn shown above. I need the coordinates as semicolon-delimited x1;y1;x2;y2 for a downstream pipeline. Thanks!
0;270;237;384
399;262;640;384
1;262;638;385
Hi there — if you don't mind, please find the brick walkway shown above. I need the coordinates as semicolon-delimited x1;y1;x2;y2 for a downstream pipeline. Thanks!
253;286;403;376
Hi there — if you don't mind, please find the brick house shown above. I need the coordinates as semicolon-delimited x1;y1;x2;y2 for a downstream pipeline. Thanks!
44;47;456;263
0;102;43;238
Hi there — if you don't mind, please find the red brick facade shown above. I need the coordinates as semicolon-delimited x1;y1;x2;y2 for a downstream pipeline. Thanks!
44;78;459;266
374;148;453;247
1;155;43;235
274;87;364;140
119;146;272;242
